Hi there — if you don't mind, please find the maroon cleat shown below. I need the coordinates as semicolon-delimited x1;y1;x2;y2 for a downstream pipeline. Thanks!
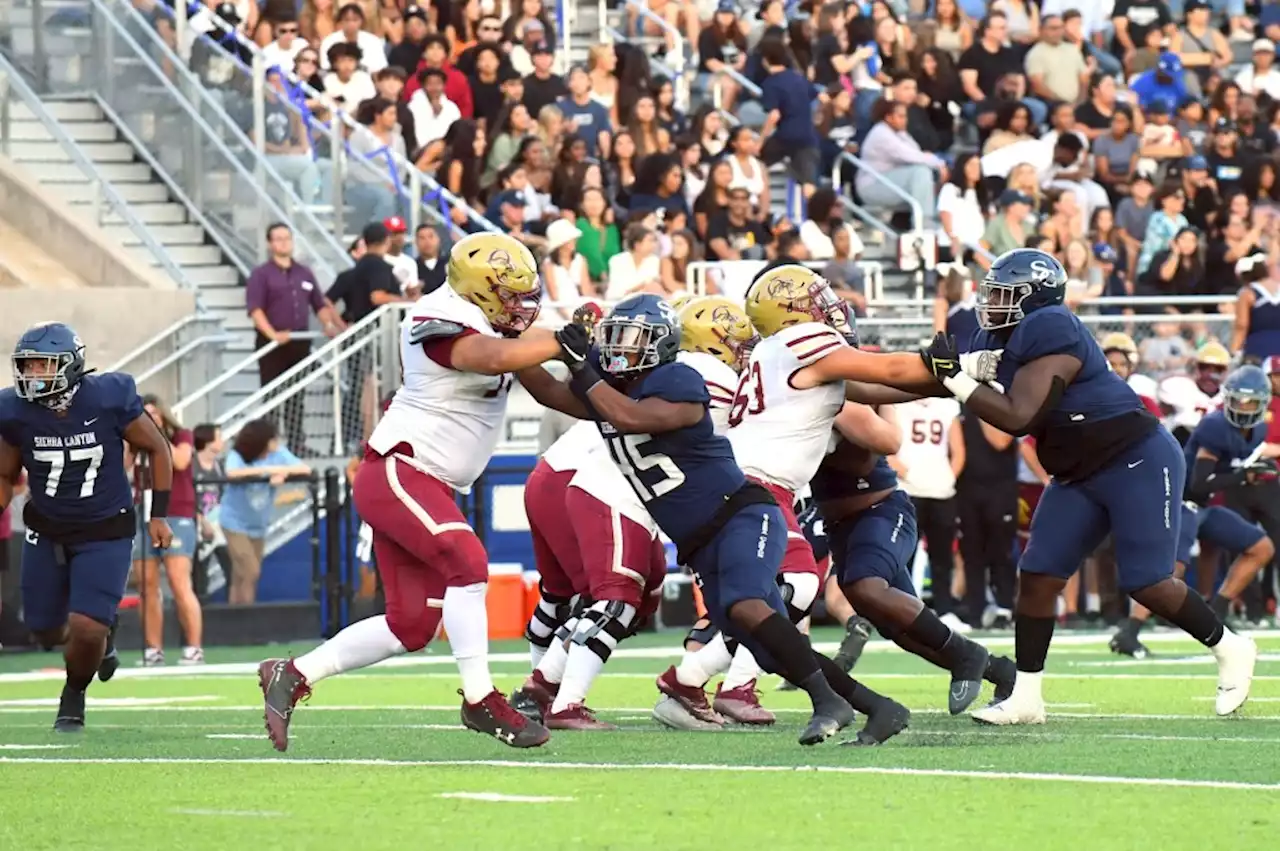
460;690;551;748
258;658;311;752
656;665;723;724
509;669;559;722
713;680;776;725
544;703;617;731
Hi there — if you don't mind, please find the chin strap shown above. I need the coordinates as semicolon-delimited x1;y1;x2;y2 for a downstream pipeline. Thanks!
40;383;81;413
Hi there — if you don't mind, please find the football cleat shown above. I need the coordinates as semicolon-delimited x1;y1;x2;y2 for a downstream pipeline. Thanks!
972;688;1047;727
652;695;725;731
832;617;873;673
948;640;990;715
97;617;120;682
798;698;856;746
939;612;971;635
258;658;311;752
656;666;723;724
53;686;86;733
713;680;776;725
1109;629;1149;660
510;670;558;723
460;690;551;748
544;704;617;731
986;654;1017;704
840;698;910;747
1214;631;1257;716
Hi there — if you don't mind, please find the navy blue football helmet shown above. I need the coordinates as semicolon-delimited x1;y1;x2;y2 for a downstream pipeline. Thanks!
977;248;1069;331
12;322;88;403
597;294;682;376
1222;364;1272;429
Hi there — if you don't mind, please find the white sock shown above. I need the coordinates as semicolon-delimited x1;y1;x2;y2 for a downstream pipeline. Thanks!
536;621;576;684
676;633;732;687
1086;593;1101;614
1008;670;1044;704
529;643;548;668
551;644;605;713
1211;626;1242;660
293;615;406;685
722;644;762;690
444;583;494;704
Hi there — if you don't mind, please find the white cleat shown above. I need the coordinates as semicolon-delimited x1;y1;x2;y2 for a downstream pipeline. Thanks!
652;696;725;731
971;676;1047;726
1214;633;1257;716
940;612;972;635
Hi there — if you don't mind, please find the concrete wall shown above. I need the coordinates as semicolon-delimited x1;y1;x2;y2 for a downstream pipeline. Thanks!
0;155;197;399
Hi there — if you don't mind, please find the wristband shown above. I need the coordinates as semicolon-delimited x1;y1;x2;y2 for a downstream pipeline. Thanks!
942;373;981;404
150;490;171;519
568;362;604;399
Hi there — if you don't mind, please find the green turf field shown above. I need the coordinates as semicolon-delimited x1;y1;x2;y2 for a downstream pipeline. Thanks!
1;628;1278;851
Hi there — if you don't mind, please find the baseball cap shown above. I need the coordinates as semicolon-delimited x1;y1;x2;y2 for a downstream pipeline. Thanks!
1132;170;1155;185
404;4;427;21
383;216;407;233
1184;0;1210;12
492;190;527;208
716;0;738;13
998;188;1033;208
523;18;545;32
1157;51;1183;75
1184;154;1208;171
531;40;553;55
1254;38;1276;54
1146;99;1170;116
1262;355;1280;376
1093;242;1118;264
1215;116;1238;133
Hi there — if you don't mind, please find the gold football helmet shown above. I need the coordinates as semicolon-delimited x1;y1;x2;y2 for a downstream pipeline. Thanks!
678;296;759;372
744;264;856;342
668;293;697;313
1196;341;1230;367
1099;332;1139;366
447;232;542;335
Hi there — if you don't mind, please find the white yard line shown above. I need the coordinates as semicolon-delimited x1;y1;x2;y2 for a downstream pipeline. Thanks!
0;696;224;708
3;756;1278;792
0;744;76;750
170;809;287;818
437;792;575;803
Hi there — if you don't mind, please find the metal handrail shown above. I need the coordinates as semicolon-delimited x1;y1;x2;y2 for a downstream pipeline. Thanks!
89;94;253;280
0;56;196;292
92;0;343;278
107;314;213;373
214;305;395;428
153;2;499;240
835;150;925;234
171;330;324;419
837;194;899;241
134;333;235;384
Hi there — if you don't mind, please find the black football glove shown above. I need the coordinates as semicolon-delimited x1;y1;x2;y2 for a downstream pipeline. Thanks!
555;322;592;372
920;331;962;382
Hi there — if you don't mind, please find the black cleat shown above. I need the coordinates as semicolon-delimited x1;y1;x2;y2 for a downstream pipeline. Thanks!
460;690;551;748
53;687;86;733
97;617;120;683
832;617;873;673
798;699;856;746
948;639;990;715
841;698;910;747
1109;629;1150;660
258;658;311;752
986;654;1017;704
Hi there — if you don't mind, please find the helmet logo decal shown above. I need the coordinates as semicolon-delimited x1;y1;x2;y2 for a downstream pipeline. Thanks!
1030;259;1061;285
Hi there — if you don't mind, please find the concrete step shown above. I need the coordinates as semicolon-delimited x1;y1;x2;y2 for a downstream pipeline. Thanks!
104;223;206;246
130;243;222;266
198;285;249;311
7;119;118;143
9;100;103;124
184;264;241;286
32;160;152;183
102;203;188;225
7;140;135;163
54;180;170;205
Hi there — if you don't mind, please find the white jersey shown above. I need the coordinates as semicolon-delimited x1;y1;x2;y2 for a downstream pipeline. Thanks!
560;350;740;530
727;322;848;492
1158;374;1220;433
893;397;961;500
367;288;509;492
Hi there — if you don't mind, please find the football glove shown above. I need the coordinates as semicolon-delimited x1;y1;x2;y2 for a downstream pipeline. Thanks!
555;322;592;372
960;349;1003;383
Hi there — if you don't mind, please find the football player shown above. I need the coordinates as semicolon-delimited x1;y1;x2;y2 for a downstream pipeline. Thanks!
727;266;1014;714
554;293;915;746
0;322;175;732
258;233;572;752
514;296;751;730
917;248;1256;725
1159;341;1229;443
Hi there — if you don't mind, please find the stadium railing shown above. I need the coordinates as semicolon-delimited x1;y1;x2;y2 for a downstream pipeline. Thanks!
609;0;689;110
101;314;228;415
0;52;195;293
833;149;924;236
87;0;348;279
684;259;886;304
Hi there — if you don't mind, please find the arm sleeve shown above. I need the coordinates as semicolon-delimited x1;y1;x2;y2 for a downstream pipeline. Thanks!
225;451;247;473
245;266;266;314
636;364;711;405
1188;455;1248;501
326;270;349;304
304;266;325;311
759;78;779;113
268;447;305;467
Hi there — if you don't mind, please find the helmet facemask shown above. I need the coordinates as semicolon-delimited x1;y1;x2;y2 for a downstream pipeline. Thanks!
490;283;542;336
977;276;1032;331
598;317;674;376
1224;384;1271;429
13;351;77;403
790;277;858;346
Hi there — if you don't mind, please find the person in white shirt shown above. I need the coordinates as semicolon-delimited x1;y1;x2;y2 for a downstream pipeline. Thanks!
856;101;946;223
605;223;662;300
319;2;387;73
323;43;377;109
1236;40;1280;102
262;19;307;75
408;67;461;148
935;153;986;259
799;188;866;261
541;219;591;319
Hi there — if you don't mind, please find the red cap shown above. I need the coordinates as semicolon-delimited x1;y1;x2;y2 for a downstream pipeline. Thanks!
1263;356;1280;376
383;216;407;233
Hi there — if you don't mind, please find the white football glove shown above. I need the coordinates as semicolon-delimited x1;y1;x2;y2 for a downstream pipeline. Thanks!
960;349;1003;383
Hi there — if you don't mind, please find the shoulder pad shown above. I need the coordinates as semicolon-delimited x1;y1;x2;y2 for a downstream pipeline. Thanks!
775;323;847;367
637;363;711;405
408;317;469;345
1012;308;1079;361
677;351;738;408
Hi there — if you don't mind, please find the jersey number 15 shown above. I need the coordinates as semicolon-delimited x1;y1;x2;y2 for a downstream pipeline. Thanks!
33;446;104;498
611;433;685;500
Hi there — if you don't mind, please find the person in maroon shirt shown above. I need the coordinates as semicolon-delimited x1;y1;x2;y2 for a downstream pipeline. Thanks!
131;396;204;666
401;33;474;118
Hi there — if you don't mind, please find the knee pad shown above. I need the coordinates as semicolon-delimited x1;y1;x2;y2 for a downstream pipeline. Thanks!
554;594;590;642
387;605;441;653
525;584;575;648
684;617;719;650
570;600;637;662
779;572;821;623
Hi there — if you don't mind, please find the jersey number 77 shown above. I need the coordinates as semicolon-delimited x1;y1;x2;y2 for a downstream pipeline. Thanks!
32;446;104;498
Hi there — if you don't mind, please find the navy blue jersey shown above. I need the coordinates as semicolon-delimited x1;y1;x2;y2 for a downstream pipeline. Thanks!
970;306;1157;482
1184;409;1266;476
810;441;898;503
0;373;141;535
600;362;746;547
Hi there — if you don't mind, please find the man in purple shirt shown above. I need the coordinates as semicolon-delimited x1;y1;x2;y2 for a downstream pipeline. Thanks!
246;223;343;455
